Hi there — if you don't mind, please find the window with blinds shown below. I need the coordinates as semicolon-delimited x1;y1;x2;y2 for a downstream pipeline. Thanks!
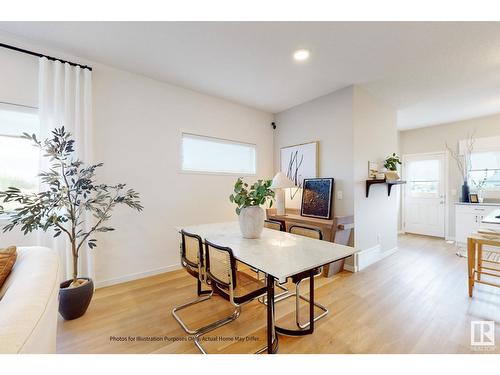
469;151;500;191
407;158;441;198
0;103;40;212
181;133;256;175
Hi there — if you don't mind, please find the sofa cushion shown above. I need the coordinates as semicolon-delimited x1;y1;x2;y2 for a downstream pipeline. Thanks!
0;247;59;353
0;246;17;289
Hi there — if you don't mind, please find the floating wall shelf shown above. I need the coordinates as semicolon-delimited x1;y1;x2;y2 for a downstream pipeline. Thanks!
366;179;406;198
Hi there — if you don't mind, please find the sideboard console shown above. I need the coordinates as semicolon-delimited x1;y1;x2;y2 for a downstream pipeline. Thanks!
266;208;354;276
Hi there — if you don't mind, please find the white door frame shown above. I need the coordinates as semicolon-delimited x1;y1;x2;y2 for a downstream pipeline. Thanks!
401;150;450;240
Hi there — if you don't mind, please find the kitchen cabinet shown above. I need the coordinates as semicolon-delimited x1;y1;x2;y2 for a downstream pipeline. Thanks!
455;203;500;250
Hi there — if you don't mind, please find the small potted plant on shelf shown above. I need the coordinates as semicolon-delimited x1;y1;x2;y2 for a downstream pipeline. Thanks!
383;153;402;181
229;178;274;239
0;127;143;320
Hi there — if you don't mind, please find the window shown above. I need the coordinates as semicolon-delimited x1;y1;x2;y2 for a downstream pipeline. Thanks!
181;133;256;175
407;158;440;198
469;151;500;191
0;104;40;212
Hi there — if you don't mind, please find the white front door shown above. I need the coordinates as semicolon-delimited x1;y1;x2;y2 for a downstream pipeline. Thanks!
403;152;446;237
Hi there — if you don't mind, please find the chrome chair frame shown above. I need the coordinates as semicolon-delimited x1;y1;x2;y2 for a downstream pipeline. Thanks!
172;230;216;335
274;225;329;331
194;240;275;354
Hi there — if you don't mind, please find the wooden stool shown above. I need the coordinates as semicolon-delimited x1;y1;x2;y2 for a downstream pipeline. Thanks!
467;232;500;297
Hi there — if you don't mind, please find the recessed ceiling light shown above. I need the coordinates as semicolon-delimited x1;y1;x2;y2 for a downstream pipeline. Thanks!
293;49;310;61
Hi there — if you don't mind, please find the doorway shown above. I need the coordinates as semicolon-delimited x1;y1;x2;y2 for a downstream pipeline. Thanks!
403;152;447;238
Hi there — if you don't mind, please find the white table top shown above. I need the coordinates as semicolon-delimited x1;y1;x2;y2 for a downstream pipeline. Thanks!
481;209;500;225
177;222;357;283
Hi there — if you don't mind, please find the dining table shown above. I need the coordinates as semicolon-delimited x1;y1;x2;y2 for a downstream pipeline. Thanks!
177;221;357;354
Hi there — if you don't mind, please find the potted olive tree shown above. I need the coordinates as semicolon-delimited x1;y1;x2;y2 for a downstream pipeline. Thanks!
229;178;274;239
0;127;143;320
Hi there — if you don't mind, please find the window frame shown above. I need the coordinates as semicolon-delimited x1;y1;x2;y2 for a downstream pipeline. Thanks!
406;157;442;199
179;131;258;176
462;137;500;193
468;151;500;192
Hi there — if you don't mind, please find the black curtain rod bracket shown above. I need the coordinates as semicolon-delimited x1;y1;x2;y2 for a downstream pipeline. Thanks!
0;42;92;71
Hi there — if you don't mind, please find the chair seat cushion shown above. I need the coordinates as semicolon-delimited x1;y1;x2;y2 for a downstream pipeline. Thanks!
212;271;266;304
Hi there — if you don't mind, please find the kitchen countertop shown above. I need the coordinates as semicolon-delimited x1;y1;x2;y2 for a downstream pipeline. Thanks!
455;202;500;206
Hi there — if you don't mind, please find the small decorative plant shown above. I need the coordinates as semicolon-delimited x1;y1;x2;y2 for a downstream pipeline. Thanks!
0;127;143;287
384;153;402;171
229;178;274;215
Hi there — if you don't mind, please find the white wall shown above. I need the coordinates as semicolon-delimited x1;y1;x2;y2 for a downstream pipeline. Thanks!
274;85;399;270
0;41;274;286
400;113;500;238
92;64;274;286
273;87;354;216
353;86;398;257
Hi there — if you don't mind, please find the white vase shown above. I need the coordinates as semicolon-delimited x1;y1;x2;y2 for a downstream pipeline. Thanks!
238;206;265;239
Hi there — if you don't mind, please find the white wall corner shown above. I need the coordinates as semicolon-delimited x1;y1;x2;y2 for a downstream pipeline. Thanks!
343;263;358;273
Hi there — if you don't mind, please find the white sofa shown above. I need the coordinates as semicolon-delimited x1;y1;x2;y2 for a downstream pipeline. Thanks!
0;246;59;353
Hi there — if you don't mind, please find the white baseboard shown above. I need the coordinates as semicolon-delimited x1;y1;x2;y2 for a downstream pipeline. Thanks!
445;236;455;241
95;246;399;287
95;263;182;289
381;247;398;259
343;263;357;273
357;245;398;271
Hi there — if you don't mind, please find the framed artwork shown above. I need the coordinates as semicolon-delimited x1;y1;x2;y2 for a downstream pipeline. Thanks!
301;178;334;219
469;193;479;203
280;141;318;199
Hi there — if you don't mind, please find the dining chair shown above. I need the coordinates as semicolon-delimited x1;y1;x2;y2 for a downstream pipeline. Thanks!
258;219;288;302
264;219;284;231
284;225;328;330
172;230;215;335
194;240;272;354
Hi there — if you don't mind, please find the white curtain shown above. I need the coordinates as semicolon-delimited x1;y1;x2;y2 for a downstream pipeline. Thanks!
37;57;94;281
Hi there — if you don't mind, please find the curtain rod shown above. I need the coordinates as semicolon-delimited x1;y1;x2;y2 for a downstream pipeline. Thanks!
0;42;92;71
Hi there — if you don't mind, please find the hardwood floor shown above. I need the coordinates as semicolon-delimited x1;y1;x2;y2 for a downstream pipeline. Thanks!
57;234;500;354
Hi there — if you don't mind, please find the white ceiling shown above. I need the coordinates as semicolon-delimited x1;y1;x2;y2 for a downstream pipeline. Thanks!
1;22;500;130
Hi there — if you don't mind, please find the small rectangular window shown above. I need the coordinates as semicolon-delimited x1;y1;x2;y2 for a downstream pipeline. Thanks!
407;159;441;198
181;133;256;175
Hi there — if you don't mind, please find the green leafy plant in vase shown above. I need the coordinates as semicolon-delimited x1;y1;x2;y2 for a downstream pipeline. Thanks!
229;178;274;238
0;127;143;320
383;153;402;180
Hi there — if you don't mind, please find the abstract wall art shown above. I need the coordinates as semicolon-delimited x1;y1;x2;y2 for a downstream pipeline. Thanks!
301;178;334;219
280;141;318;199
